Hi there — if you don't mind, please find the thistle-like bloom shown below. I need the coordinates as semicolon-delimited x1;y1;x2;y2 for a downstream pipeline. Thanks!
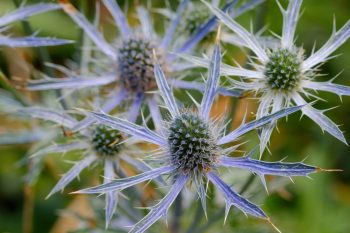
0;3;72;47
73;43;321;233
26;0;257;130
16;105;162;227
176;0;263;47
191;0;350;153
1;72;149;227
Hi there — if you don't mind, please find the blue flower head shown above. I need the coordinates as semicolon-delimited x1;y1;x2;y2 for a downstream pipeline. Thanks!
16;103;165;228
197;0;350;154
0;88;160;228
178;0;264;48
74;40;325;233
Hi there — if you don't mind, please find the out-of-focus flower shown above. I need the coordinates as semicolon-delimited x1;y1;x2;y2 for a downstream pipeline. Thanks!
175;0;264;50
0;3;72;47
0;59;149;228
74;43;321;233
1;67;155;228
16;104;163;228
191;0;350;154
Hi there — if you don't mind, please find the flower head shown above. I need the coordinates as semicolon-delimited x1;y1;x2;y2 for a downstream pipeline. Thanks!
118;37;161;93
180;1;213;38
178;0;264;48
91;124;124;156
200;0;350;154
74;43;321;233
167;111;220;178
15;104;160;228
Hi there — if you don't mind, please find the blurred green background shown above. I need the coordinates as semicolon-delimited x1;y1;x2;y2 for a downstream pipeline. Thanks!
0;0;350;233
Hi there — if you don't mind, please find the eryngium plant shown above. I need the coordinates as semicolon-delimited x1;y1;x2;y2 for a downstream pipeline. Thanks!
193;0;350;154
72;43;324;233
26;0;247;129
0;3;71;47
17;105;164;227
177;0;264;47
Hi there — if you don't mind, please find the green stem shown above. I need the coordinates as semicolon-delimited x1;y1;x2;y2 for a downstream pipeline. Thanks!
171;192;183;233
184;202;204;233
239;173;257;194
12;0;53;76
192;210;223;233
12;0;68;110
0;71;29;106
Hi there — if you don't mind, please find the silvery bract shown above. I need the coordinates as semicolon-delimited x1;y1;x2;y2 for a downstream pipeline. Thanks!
0;3;72;47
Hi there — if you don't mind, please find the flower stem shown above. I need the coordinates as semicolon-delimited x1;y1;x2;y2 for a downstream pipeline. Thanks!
12;0;69;110
22;158;36;233
171;192;183;233
239;173;257;194
184;202;204;233
0;71;29;106
22;184;34;233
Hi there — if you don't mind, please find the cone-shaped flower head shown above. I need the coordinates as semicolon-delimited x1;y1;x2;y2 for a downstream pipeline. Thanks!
168;112;219;176
118;38;161;93
16;105;158;228
181;2;212;36
179;0;264;46
195;0;350;154
91;124;124;156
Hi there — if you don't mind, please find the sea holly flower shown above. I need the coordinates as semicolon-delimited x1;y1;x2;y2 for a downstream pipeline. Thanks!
26;0;258;130
176;0;264;49
1;72;149;227
73;43;321;233
16;105;163;228
200;0;350;154
0;3;72;47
